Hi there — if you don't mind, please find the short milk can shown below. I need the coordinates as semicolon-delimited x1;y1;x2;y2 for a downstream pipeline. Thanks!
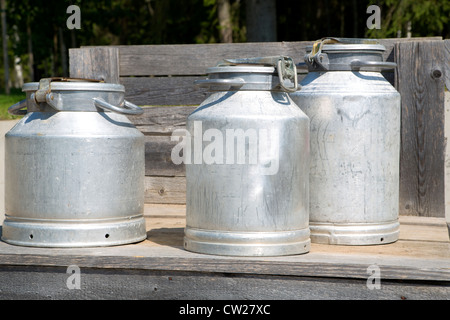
2;78;147;247
182;56;310;256
290;38;401;245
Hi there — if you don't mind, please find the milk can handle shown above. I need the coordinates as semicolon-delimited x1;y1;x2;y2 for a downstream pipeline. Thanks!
194;78;246;87
93;98;144;115
8;99;27;115
350;60;397;70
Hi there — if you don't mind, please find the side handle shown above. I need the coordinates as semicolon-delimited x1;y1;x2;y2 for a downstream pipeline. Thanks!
7;99;27;116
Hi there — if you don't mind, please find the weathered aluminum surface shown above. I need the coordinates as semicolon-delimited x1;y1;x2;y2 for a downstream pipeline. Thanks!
2;81;146;247
184;63;310;256
290;47;401;245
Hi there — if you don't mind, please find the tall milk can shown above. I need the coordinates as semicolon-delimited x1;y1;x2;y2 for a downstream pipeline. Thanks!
2;78;147;247
290;38;401;245
181;56;310;256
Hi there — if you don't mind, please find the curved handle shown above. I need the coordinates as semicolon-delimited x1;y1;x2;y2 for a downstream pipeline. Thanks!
350;60;397;70
8;99;27;116
194;78;245;88
93;98;144;115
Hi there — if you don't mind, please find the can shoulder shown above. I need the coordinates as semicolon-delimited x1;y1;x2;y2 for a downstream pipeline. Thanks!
293;71;399;95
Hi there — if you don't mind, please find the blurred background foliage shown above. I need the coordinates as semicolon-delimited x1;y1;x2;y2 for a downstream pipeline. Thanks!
0;0;448;93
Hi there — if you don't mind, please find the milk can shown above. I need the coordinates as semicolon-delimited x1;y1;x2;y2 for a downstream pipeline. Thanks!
290;38;401;245
2;78;147;247
182;56;310;256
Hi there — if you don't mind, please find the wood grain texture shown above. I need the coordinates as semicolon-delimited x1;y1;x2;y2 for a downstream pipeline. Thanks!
144;136;185;176
120;76;209;106
128;106;196;135
128;106;196;179
145;176;186;204
116;42;311;76
86;38;441;77
121;74;309;106
395;41;446;217
445;40;450;90
0;265;448;300
69;47;120;83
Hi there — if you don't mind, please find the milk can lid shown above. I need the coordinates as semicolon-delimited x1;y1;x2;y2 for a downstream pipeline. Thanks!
195;56;300;92
303;37;396;72
8;78;143;116
22;77;125;92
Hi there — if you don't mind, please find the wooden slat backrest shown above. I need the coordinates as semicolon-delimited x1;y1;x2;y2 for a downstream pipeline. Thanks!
69;37;447;217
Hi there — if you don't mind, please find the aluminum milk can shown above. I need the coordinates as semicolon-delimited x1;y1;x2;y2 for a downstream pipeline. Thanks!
2;78;147;247
182;56;310;256
290;38;401;245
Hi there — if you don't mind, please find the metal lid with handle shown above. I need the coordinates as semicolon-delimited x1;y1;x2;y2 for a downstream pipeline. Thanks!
303;37;397;72
195;56;300;92
8;77;143;116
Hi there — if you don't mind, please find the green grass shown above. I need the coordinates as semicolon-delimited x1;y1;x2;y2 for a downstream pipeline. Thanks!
0;88;26;120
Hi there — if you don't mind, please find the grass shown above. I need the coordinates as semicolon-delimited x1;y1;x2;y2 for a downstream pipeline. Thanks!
0;88;26;120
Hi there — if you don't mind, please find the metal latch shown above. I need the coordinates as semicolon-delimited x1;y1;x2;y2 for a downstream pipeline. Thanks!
219;56;299;92
34;77;104;104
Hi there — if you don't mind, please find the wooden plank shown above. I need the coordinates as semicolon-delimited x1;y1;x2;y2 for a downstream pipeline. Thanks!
145;176;186;204
79;38;440;77
0;265;448;300
1;243;448;282
445;40;450;90
121;76;209;106
395;40;446;217
144;136;185;177
69;47;120;83
144;203;186;217
129;106;196;135
121;74;311;106
0;213;448;283
128;106;195;179
116;42;311;76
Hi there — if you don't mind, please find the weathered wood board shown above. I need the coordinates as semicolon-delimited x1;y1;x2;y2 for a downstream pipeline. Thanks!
0;205;448;300
395;40;446;217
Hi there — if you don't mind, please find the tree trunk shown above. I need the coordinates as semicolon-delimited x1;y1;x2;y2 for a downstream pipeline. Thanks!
217;0;233;43
51;31;58;77
27;21;34;82
245;0;277;42
1;0;9;94
12;27;23;88
58;28;68;77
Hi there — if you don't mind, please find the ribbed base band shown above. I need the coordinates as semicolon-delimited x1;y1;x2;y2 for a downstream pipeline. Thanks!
1;215;147;248
184;227;310;256
309;220;399;245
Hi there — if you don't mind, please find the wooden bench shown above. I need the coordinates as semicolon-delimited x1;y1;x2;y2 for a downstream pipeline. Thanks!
0;38;448;301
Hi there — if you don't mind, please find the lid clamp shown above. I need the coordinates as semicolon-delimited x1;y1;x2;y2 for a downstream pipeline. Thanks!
219;56;299;92
32;77;105;111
